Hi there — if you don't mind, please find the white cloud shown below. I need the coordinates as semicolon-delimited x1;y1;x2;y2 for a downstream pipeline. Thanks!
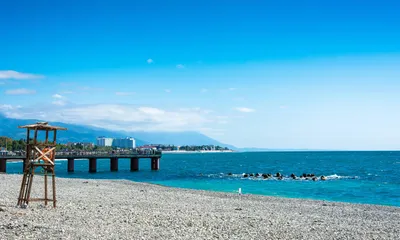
176;64;185;69
52;94;63;99
5;88;36;95
235;107;255;113
165;89;171;93
0;104;14;110
0;70;43;79
115;91;135;96
228;88;237;91
147;59;154;64
52;100;67;106
0;104;222;132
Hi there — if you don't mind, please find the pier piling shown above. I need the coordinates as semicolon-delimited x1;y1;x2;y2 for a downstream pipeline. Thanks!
151;158;159;171
89;158;97;173
0;159;6;173
110;157;118;171
67;158;74;172
130;157;139;171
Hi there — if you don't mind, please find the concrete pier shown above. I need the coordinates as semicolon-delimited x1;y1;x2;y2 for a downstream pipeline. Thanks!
1;151;162;173
67;158;74;172
110;157;118;171
130;158;139;171
89;158;97;173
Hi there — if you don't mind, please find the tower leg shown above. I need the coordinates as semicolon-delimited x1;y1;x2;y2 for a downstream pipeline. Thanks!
44;173;48;206
52;172;56;208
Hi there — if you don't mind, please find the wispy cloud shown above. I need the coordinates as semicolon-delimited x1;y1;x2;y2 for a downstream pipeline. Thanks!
80;86;104;91
115;91;135;96
51;93;67;106
52;100;67;106
52;94;63;99
0;70;43;79
165;89;171;93
0;103;230;136
0;104;220;132
147;58;154;64
228;88;237;91
176;64;185;69
235;107;255;113
5;88;36;95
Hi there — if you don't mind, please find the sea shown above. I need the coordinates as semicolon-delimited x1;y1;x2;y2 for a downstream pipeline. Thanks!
6;151;400;207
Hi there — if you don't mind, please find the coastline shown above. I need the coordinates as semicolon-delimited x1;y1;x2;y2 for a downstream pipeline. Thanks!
162;150;235;154
1;174;399;239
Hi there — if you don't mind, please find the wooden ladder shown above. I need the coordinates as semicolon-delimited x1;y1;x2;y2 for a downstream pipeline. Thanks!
17;163;57;208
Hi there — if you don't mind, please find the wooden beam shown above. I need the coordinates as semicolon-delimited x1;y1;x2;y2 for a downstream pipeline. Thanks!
33;146;55;165
45;130;49;144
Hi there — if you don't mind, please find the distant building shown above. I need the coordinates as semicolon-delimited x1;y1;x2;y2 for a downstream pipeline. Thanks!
112;137;136;149
96;137;113;147
67;142;94;148
96;137;136;149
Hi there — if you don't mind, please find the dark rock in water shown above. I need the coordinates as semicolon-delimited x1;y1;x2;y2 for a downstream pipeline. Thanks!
227;173;233;176
243;174;249;178
275;172;282;178
312;177;317;181
302;173;307;178
306;174;312;177
321;176;327;181
250;173;254;177
310;173;315;177
290;173;296;179
278;176;283;180
255;173;260;177
262;173;269;179
267;174;272;178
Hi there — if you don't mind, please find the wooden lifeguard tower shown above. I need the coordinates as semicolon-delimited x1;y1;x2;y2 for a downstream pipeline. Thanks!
17;122;67;208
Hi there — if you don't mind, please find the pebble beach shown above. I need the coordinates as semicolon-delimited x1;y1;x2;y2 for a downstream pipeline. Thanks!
0;174;399;240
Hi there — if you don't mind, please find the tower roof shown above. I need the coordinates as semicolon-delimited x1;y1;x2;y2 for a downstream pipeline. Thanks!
18;122;67;131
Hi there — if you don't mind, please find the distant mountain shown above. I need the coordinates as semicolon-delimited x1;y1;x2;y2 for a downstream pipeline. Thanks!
0;115;236;148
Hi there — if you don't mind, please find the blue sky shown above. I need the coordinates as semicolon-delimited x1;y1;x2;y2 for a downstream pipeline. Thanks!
1;0;400;149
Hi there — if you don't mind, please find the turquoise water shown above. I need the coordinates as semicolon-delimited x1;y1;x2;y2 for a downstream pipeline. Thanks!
6;151;400;207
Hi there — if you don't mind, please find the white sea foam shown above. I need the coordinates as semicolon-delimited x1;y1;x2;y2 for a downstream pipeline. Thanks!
206;173;359;181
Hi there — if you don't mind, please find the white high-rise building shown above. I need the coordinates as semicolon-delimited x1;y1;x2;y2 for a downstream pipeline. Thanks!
96;137;113;147
112;137;136;149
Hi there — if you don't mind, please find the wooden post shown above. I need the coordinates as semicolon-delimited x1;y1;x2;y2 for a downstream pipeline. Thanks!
53;130;57;145
67;158;74;172
89;158;97;173
52;172;56;208
34;129;38;144
44;173;48;205
130;157;139;171
24;129;30;172
110;157;118;171
45;130;49;144
151;158;159;170
0;158;6;173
